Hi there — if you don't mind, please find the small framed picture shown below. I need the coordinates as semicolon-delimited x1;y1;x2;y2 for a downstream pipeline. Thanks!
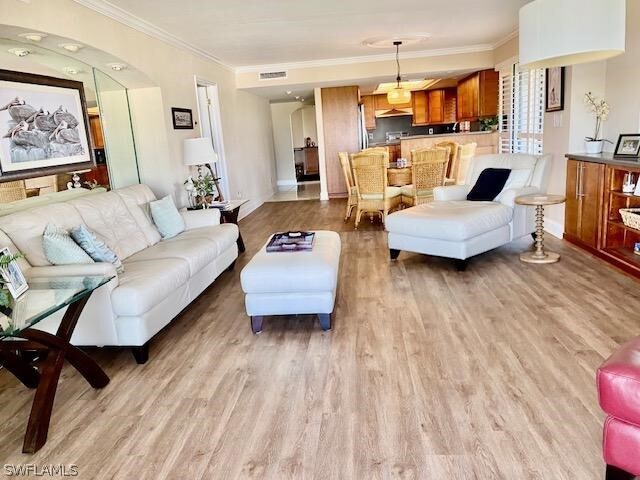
614;134;640;159
545;67;565;112
0;247;28;299
171;107;193;129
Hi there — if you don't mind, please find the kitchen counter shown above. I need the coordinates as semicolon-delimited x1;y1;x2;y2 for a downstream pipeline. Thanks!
566;152;640;168
400;131;499;159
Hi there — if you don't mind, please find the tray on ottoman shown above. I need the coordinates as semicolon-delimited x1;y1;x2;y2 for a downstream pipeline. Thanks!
240;230;341;333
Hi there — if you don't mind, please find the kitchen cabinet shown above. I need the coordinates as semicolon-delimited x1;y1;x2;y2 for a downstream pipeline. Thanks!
411;91;428;126
321;86;361;197
565;159;604;249
303;147;319;175
89;115;104;149
362;95;376;130
456;69;499;121
428;90;444;124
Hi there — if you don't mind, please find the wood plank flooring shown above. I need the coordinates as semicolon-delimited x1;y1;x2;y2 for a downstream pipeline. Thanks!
1;199;638;479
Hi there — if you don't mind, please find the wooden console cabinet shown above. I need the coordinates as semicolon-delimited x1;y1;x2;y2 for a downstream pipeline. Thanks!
564;154;640;278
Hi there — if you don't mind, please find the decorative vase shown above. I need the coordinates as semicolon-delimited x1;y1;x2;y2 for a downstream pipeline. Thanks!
585;140;604;154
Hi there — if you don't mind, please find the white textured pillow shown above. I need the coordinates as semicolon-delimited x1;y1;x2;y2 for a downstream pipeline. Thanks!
495;168;533;202
42;223;94;265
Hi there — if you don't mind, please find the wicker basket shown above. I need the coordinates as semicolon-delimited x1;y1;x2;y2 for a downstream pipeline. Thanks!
387;167;412;186
619;208;640;230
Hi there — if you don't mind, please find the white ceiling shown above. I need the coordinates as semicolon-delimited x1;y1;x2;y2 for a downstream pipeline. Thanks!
93;0;528;67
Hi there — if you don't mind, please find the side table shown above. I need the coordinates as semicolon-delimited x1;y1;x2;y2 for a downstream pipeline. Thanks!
189;200;248;253
515;194;566;264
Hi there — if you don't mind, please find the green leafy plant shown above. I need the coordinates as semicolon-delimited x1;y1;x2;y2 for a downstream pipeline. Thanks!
0;252;24;309
479;116;499;131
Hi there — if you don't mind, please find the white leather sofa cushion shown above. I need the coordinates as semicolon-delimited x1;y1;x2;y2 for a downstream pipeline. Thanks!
115;184;161;246
385;201;513;241
126;236;217;276
241;230;340;294
112;257;190;316
178;224;238;255
0;203;85;266
68;192;150;260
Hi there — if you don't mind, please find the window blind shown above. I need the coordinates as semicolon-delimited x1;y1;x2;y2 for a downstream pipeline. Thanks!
499;64;545;155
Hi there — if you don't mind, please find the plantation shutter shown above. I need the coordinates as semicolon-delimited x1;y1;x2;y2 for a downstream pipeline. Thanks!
499;64;545;155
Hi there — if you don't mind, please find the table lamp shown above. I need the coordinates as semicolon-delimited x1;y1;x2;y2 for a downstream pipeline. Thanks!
183;137;224;202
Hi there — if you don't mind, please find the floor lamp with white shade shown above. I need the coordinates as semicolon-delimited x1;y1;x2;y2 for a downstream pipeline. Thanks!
183;137;225;206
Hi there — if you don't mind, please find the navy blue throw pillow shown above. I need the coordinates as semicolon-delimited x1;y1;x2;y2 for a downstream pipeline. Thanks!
466;168;512;201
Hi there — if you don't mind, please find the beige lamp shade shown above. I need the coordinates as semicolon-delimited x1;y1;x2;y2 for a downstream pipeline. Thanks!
519;0;626;69
183;137;218;166
387;87;412;105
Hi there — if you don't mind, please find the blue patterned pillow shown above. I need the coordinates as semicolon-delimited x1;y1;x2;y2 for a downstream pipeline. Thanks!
43;223;94;265
70;225;123;273
149;195;185;239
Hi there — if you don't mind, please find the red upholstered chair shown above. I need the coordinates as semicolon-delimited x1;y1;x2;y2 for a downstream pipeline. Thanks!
597;337;640;480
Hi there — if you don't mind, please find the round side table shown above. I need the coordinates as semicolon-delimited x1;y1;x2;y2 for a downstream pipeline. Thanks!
515;194;566;264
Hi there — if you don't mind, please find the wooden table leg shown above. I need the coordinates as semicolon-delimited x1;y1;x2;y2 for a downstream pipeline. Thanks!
0;350;40;389
222;207;246;253
20;294;109;453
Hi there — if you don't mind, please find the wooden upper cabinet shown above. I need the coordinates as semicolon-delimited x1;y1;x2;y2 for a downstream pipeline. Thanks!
427;89;444;124
457;69;498;121
362;95;376;130
89;115;104;149
443;88;457;123
411;90;428;126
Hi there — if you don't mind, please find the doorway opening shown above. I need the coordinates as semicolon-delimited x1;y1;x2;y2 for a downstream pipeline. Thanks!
194;77;229;200
268;99;320;202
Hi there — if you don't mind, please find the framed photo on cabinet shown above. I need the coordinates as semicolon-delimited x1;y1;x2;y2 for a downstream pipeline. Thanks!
545;67;565;112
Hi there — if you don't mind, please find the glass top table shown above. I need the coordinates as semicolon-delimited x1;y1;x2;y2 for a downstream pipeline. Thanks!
0;275;113;339
0;275;113;453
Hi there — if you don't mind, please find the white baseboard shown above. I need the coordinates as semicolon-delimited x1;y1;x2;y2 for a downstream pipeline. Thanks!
544;217;564;239
238;190;274;221
276;179;297;187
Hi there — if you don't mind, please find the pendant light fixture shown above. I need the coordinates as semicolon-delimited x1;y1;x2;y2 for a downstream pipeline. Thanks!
519;0;625;69
387;41;411;105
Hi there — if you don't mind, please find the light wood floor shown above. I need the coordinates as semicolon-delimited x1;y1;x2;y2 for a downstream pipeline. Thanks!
1;200;638;479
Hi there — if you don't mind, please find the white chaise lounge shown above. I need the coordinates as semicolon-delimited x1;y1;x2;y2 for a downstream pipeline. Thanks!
385;153;551;269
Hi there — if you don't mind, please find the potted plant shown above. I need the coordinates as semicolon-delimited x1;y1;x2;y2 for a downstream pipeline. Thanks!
0;251;24;317
479;116;499;132
184;174;220;208
584;92;610;154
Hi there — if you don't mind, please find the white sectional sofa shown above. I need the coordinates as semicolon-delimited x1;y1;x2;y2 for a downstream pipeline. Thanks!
0;184;238;363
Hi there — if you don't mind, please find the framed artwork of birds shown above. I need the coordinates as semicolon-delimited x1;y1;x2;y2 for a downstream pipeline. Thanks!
0;69;93;181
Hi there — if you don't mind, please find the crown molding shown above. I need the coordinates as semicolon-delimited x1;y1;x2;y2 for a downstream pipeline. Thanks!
70;0;234;71
493;29;519;48
234;44;495;74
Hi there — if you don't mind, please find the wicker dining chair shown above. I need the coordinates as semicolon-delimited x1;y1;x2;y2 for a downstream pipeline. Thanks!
0;180;28;203
350;150;400;228
435;140;460;185
338;152;358;221
455;142;478;184
401;148;449;206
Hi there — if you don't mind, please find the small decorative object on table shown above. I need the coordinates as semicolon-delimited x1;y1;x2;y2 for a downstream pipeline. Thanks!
183;137;224;207
0;247;27;303
266;231;315;252
634;242;640;256
613;134;640;159
583;92;610;154
622;172;636;193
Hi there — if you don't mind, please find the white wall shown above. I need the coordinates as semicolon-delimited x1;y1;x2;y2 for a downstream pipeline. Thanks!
290;108;305;148
1;0;276;217
270;101;302;185
604;0;640;146
302;106;318;145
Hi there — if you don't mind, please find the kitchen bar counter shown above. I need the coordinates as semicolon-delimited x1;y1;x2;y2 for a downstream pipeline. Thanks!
400;131;499;159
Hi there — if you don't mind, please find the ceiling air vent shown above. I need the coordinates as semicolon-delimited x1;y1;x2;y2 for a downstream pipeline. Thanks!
259;71;288;81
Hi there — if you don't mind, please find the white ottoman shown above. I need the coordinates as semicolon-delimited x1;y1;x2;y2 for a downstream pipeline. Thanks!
240;230;341;333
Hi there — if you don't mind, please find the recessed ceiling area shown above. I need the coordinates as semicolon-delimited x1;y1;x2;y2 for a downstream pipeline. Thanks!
84;0;527;67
